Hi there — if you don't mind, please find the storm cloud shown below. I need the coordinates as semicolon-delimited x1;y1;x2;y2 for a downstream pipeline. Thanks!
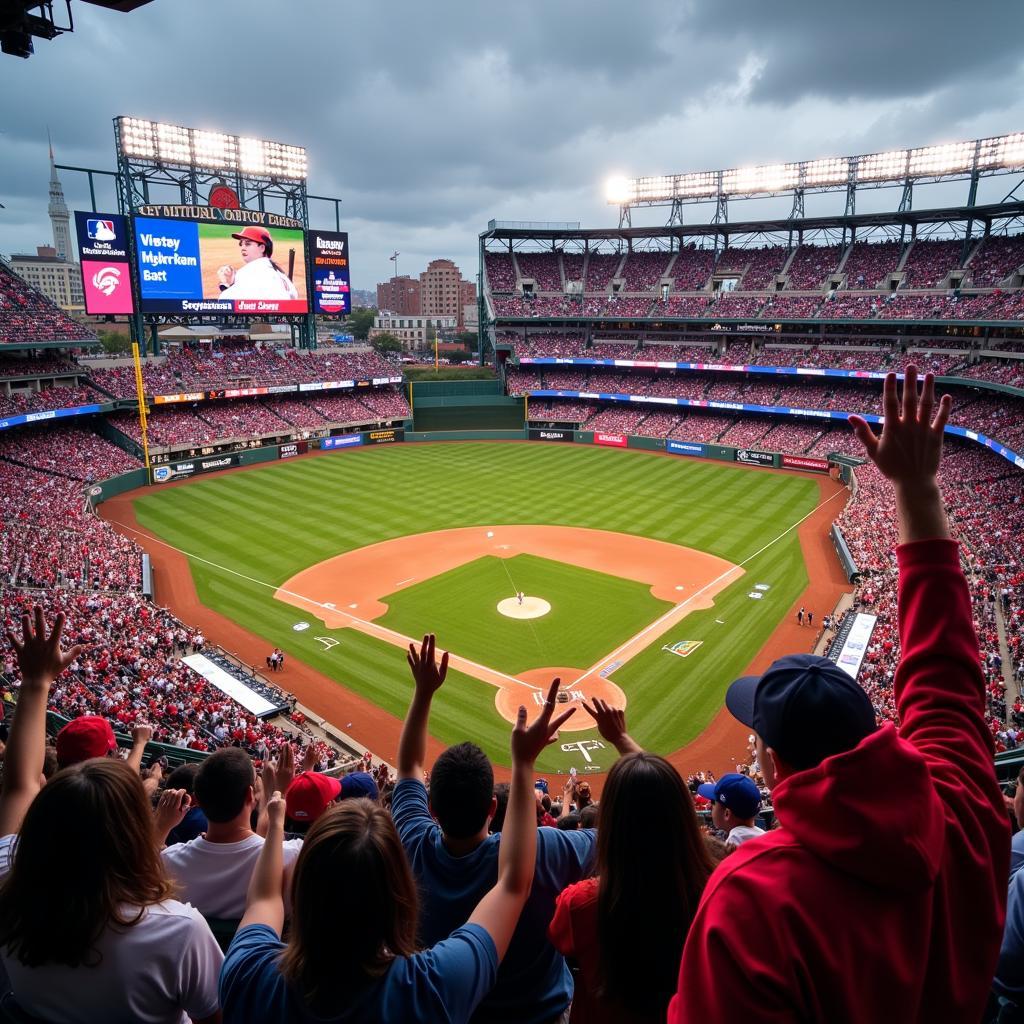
1;0;1022;290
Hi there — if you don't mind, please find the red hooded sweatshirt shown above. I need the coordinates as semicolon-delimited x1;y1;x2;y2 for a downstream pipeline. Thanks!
668;538;1009;1023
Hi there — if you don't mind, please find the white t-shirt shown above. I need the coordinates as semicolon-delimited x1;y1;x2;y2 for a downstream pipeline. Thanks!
219;256;298;300
727;824;767;846
161;832;303;919
0;835;222;1024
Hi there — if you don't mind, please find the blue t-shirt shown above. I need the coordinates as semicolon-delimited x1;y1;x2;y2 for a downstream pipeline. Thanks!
1011;829;1024;879
220;923;497;1024
391;777;597;1024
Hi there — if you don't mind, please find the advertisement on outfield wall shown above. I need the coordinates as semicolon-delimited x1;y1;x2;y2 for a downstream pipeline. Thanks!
781;454;830;472
278;441;309;459
734;448;774;467
667;440;707;457
151;453;240;483
593;432;627;448
365;428;405;445
75;211;136;315
309;230;351;316
529;429;575;443
321;433;363;449
132;213;308;315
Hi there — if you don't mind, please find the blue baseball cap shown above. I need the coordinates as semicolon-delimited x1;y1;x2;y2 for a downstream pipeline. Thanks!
726;653;877;772
339;771;380;802
698;773;762;819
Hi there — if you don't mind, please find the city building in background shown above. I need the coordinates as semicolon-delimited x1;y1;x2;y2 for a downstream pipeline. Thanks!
376;258;476;328
47;139;71;261
9;245;84;309
7;142;83;310
376;275;421;315
370;313;456;351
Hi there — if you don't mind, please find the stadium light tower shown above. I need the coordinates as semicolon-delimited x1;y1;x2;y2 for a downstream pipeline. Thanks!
608;132;1024;226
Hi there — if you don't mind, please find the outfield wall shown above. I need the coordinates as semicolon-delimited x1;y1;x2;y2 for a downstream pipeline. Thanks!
88;423;837;509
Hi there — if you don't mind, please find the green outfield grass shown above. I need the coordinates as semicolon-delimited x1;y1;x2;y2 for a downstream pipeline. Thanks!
130;443;821;771
377;554;672;675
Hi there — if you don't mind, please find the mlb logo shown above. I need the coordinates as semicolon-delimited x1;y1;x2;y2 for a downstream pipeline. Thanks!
87;219;117;242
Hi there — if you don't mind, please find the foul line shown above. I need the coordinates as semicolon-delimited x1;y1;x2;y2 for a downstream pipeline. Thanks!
570;486;849;689
104;518;544;694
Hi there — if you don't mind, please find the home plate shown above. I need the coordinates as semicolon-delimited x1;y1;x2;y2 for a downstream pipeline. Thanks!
675;585;685;591
497;596;551;619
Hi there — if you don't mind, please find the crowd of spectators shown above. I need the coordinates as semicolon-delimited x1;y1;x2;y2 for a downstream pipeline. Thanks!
969;235;1024;287
0;384;104;418
842;241;904;288
760;294;824;318
88;345;396;399
516;253;563;291
0;264;95;345
584;253;623;290
650;295;712;318
562;252;585;283
669;246;716;290
484;253;517;292
785;244;842;289
710;293;764;318
619;251;672;290
0;354;78;378
900;239;963;287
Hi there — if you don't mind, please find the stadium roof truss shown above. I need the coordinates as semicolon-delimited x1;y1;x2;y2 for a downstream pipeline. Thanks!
606;133;1024;229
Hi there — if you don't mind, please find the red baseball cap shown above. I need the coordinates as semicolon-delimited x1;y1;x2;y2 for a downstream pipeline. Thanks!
56;716;116;767
230;226;272;246
285;772;342;822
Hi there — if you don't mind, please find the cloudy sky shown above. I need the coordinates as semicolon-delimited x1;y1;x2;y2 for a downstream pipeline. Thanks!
1;0;1023;292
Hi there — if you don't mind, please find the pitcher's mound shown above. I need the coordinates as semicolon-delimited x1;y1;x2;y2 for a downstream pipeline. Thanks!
498;596;551;619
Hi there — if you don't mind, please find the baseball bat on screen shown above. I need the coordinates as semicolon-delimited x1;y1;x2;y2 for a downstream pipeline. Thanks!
288;248;295;281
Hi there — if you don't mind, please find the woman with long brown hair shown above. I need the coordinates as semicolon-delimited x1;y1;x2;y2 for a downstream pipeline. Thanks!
220;655;574;1023
548;750;716;1024
0;607;223;1023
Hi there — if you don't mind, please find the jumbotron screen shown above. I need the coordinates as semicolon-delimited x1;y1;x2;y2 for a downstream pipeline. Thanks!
132;214;308;315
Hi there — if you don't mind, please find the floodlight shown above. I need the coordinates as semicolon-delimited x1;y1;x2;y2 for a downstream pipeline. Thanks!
675;171;718;199
857;150;908;182
723;163;798;195
115;116;307;180
605;175;633;204
908;141;974;176
803;157;849;186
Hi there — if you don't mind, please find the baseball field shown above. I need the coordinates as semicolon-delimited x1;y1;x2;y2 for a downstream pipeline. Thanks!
118;442;840;774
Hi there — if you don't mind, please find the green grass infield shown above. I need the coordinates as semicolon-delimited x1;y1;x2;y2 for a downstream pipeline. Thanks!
131;442;820;772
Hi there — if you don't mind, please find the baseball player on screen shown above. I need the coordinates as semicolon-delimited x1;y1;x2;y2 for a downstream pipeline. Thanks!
217;226;299;300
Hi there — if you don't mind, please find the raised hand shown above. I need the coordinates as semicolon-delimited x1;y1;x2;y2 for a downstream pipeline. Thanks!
511;678;576;767
582;697;643;755
5;606;86;690
848;365;951;487
265;790;286;833
154;787;190;841
849;365;952;543
131;722;153;746
407;633;449;697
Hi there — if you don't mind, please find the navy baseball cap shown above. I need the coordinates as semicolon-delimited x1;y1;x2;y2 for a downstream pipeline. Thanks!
725;654;877;772
698;773;762;819
339;771;380;802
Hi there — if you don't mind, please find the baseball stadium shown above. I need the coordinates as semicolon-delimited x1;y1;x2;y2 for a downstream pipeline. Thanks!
2;10;1024;1016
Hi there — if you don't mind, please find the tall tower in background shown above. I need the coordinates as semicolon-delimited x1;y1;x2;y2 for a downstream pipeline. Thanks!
47;134;71;261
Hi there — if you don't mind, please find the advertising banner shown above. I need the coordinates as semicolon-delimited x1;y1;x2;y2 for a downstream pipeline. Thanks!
309;230;351;316
151;453;239;483
594;432;627;448
528;428;575;443
133;214;308;315
734;448;774;467
153;392;206;405
75;211;135;315
781;454;830;472
321;433;363;449
667;440;707;457
833;613;878;680
278;440;309;459
364;428;405;445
